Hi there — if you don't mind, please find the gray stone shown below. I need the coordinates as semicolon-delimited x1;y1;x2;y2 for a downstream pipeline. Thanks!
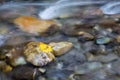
75;62;103;74
95;54;118;63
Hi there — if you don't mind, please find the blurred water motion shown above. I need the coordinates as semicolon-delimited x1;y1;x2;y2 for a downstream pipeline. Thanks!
100;1;120;15
39;0;107;20
1;0;120;21
0;2;53;20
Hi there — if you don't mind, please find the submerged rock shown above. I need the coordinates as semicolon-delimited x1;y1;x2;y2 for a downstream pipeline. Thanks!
57;48;86;70
0;34;9;46
38;68;46;73
0;26;9;35
11;66;35;80
70;69;118;80
98;19;116;28
117;35;120;43
78;31;94;41
61;24;93;36
24;42;55;66
0;49;7;60
86;53;96;61
0;61;12;73
95;54;118;63
46;69;73;80
86;53;118;63
5;34;34;46
49;41;73;56
6;47;26;67
96;37;111;45
13;16;58;36
110;60;120;76
75;62;103;74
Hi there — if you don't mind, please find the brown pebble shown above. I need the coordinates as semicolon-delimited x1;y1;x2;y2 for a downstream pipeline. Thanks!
49;41;73;56
78;31;94;40
13;16;58;36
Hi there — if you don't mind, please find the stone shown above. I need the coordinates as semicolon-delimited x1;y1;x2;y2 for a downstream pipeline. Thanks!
49;41;73;56
55;62;63;70
86;53;96;61
13;16;58;36
0;50;7;60
78;31;94;41
6;47;26;67
68;38;82;50
114;46;120;56
83;8;103;18
57;48;86;70
117;35;120;43
60;24;93;36
38;77;46;80
104;60;120;76
0;34;9;46
70;69;118;80
4;31;36;46
112;26;120;34
11;66;35;80
24;42;55;66
96;37;111;45
38;68;46;73
98;19;116;28
86;53;118;63
110;60;120;76
75;62;103;74
46;69;72;80
0;61;12;73
110;15;120;19
0;26;9;35
95;54;118;63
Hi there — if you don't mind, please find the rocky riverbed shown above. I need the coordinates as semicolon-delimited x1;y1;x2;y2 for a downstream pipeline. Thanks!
0;0;120;80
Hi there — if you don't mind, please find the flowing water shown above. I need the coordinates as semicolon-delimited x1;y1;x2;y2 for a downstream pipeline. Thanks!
1;0;120;80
